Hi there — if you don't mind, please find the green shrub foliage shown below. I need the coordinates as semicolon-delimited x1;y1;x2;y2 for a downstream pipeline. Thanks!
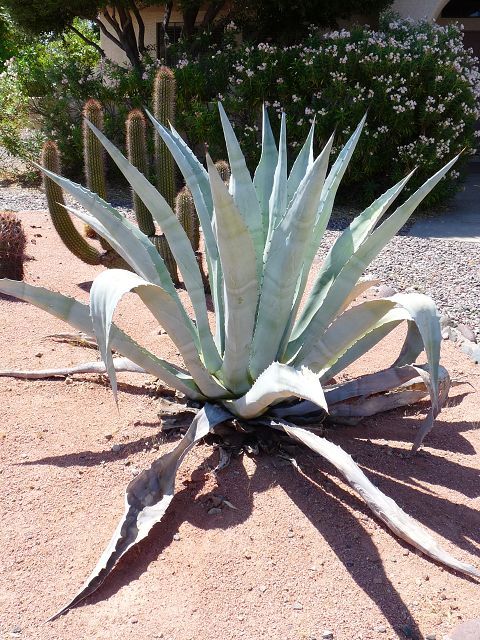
174;17;480;205
1;16;479;205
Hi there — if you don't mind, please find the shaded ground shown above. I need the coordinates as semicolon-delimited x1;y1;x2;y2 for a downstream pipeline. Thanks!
0;208;479;640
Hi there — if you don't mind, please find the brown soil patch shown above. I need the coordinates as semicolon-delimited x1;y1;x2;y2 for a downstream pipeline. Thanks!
1;209;479;640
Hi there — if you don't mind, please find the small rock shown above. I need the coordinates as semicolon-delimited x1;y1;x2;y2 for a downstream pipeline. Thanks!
375;626;386;633
439;314;452;329
259;585;267;593
463;343;480;364
131;466;140;476
244;551;251;559
65;377;73;385
448;619;480;640
237;614;244;621
322;631;333;640
104;432;113;440
287;531;295;538
292;602;303;610
377;284;396;297
173;533;181;541
34;352;43;358
425;634;436;640
208;507;222;515
130;617;138;624
457;323;476;343
210;495;223;508
11;627;22;635
111;444;121;453
402;549;409;556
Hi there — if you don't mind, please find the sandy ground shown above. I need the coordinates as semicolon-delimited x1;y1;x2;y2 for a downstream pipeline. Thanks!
0;208;479;640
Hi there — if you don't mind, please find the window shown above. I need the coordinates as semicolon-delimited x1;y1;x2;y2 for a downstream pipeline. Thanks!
441;1;480;18
157;22;183;58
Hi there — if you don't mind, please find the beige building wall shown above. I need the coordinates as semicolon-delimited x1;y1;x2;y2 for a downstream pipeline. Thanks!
391;0;449;21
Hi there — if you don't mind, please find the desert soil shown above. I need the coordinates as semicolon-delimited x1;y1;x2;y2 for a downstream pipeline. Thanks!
0;208;479;640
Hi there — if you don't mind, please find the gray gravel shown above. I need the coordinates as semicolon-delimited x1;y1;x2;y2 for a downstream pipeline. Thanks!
2;185;479;340
318;223;480;342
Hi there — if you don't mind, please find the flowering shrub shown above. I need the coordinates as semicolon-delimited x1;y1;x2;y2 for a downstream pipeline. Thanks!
2;16;479;204
174;17;480;205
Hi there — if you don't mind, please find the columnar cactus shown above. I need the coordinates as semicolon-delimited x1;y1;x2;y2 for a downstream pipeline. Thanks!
41;141;103;266
82;99;107;200
126;109;156;237
83;99;109;246
153;66;176;210
175;186;199;251
0;211;26;280
150;233;179;285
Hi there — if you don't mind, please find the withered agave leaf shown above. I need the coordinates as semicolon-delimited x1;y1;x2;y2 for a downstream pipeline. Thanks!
266;418;480;579
48;404;231;621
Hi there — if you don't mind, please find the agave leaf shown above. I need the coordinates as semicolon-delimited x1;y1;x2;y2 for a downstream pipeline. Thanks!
253;105;278;236
392;320;425;368
86;122;221;373
90;269;227;402
412;365;451;451
290;171;414;346
291;154;460;364
144;112;215;257
36;165;167;287
218;103;264;268
389;293;441;411
296;115;367;286
267;418;480;578
0;279;204;397
0;357;146;379
206;156;258;394
250;144;334;379
302;293;441;421
319;314;403;383
287;119;315;204
225;362;327;419
274;132;335;358
302;300;409;374
324;364;451;450
265;112;287;255
325;365;431;405
337;278;380;315
146;115;226;353
48;403;232;621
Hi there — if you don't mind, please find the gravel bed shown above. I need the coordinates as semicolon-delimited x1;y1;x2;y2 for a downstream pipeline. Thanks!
2;185;479;340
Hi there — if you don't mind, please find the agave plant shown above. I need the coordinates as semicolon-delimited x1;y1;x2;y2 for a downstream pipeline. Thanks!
0;104;478;619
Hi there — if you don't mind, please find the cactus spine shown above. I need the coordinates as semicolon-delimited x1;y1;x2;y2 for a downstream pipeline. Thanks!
126;109;156;237
0;211;26;280
175;186;199;251
215;160;231;184
41;141;103;266
153;66;176;210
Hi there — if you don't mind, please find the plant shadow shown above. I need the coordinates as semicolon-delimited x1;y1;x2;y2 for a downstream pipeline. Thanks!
34;405;479;636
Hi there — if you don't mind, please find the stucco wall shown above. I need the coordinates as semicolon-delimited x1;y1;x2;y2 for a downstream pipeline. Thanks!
100;6;172;66
100;4;231;66
391;0;449;21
